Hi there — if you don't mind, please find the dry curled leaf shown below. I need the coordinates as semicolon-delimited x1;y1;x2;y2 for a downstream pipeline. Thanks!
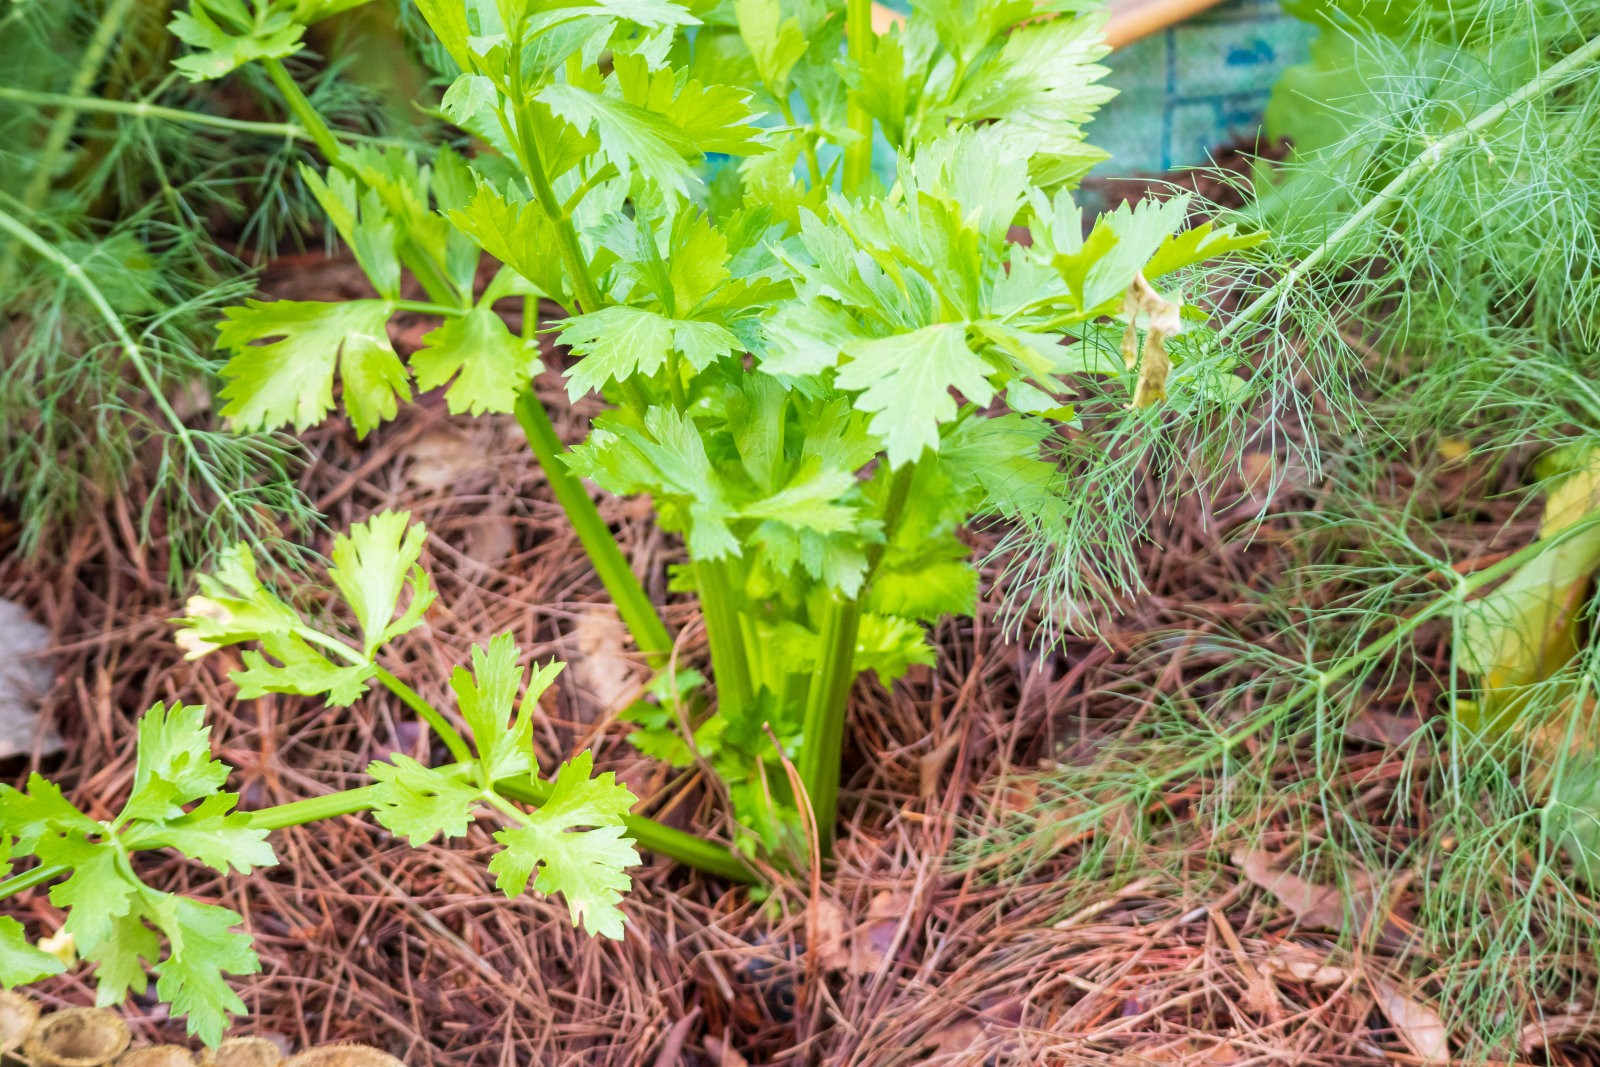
1371;979;1450;1063
1121;272;1181;409
1260;944;1347;987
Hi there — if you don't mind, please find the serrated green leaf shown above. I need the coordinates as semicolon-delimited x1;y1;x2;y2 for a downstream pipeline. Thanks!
735;0;807;93
169;0;305;81
85;913;162;1005
486;752;638;938
853;613;935;685
41;837;136;958
367;756;483;845
233;633;375;706
0;916;65;988
566;407;741;559
123;794;276;876
413;308;541;415
0;774;101;851
448;181;568;299
866;558;978;621
302;167;402;300
328;510;434;657
451;633;561;781
556;306;738;399
150;896;259;1046
123;702;229;823
836;323;996;467
217;299;407;437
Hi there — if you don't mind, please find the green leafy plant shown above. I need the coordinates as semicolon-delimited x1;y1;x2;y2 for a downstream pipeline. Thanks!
0;511;740;1042
168;0;1262;859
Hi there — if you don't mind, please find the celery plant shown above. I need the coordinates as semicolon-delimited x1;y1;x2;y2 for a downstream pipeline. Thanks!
170;0;1261;859
0;512;745;1043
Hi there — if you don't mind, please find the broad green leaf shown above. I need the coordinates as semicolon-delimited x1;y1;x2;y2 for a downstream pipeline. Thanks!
735;0;807;93
450;633;562;780
123;794;276;876
169;0;305;81
566;408;741;559
853;613;935;685
486;752;638;938
367;756;483;845
150;896;259;1046
85;913;161;1004
123;703;229;822
836;323;996;467
41;837;136;959
232;633;375;707
216;299;408;437
302;167;402;299
0;916;65;987
412;308;541;415
541;84;696;197
0;774;101;851
328;511;434;657
866;558;978;621
557;306;738;399
448;182;568;299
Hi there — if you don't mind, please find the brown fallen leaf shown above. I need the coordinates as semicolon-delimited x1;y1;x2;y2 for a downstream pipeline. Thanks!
1371;979;1450;1063
812;892;912;975
1259;944;1347;987
1232;849;1367;930
565;609;647;716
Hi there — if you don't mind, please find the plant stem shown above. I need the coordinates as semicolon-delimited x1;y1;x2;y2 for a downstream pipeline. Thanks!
293;625;475;764
695;559;756;724
513;393;675;665
0;0;136;290
1219;28;1600;343
842;0;876;194
0;864;64;902
797;458;919;855
372;667;474;766
260;58;460;307
0;206;263;554
0;87;413;148
237;769;754;882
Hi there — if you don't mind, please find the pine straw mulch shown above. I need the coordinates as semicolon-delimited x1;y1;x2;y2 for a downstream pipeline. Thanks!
3;254;1597;1066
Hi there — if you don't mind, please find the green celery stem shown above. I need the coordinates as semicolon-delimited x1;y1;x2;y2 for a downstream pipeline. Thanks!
797;460;918;857
694;559;756;722
513;393;675;665
797;598;861;855
842;0;875;194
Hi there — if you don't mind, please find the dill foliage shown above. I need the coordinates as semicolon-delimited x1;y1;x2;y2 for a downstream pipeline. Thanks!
0;0;410;575
969;1;1600;1057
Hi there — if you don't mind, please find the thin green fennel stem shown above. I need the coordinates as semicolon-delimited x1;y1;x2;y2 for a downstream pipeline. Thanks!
798;459;919;855
1044;522;1600;863
0;87;411;147
0;206;263;552
1218;28;1600;343
0;0;135;289
260;59;459;307
513;393;675;664
842;0;875;193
